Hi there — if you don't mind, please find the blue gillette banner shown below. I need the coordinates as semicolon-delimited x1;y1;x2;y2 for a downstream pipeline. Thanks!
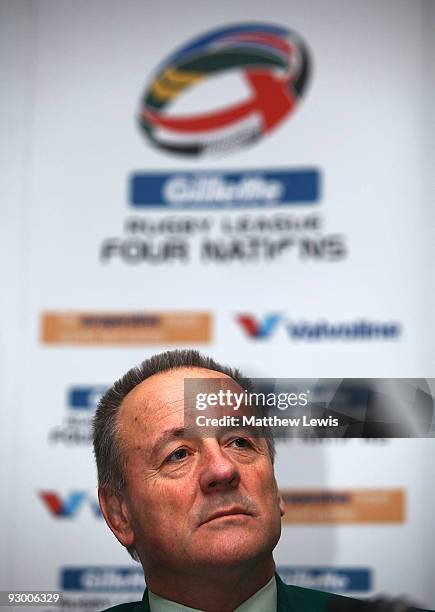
68;386;108;410
277;567;372;593
61;567;145;592
130;169;320;208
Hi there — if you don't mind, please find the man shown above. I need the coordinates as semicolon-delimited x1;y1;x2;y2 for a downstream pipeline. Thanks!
92;350;420;612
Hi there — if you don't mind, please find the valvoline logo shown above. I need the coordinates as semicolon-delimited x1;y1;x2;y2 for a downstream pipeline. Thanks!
237;314;281;338
236;314;402;341
139;23;311;156
39;491;102;518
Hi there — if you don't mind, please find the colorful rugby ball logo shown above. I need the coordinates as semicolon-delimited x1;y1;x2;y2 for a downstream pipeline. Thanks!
139;23;311;157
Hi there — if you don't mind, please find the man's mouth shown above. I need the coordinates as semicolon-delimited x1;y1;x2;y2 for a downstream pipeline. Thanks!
202;506;252;525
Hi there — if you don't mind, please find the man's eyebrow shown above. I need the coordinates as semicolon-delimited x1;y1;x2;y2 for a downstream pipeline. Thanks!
150;427;188;460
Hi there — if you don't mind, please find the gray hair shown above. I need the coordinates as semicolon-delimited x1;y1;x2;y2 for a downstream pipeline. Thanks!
92;349;275;561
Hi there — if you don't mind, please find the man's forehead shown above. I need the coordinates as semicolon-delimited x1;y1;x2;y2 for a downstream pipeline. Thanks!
118;366;234;423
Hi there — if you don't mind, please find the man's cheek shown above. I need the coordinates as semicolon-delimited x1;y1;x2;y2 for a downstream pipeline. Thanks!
150;485;189;522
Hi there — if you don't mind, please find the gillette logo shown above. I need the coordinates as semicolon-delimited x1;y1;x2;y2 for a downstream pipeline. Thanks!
130;170;319;208
277;566;372;593
68;386;108;410
48;386;107;447
61;567;145;592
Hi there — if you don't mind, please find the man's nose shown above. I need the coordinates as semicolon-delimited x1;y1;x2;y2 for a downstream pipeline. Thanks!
199;442;240;493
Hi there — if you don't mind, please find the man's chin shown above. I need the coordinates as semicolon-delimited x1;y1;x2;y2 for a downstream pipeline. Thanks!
190;528;270;568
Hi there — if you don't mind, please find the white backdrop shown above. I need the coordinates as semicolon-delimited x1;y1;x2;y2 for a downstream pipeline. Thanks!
1;1;434;609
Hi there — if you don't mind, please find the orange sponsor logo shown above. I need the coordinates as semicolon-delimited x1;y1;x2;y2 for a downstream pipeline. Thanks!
41;311;211;345
280;489;405;524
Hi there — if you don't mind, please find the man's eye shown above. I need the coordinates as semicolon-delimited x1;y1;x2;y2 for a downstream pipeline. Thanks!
166;448;189;462
230;437;251;449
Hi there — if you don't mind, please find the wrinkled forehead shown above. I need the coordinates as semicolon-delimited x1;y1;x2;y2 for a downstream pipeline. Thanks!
117;367;238;449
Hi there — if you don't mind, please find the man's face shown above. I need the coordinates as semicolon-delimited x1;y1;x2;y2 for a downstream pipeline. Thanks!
112;367;284;574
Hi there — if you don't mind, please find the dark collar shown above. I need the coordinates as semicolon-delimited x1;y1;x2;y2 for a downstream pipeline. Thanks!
139;573;285;612
135;572;329;612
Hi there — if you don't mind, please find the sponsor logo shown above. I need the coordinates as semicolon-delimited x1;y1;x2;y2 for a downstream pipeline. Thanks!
139;23;311;157
39;491;102;519
237;314;281;338
277;567;372;593
237;314;401;340
68;386;107;410
41;311;211;345
61;567;145;592
48;386;107;446
99;24;348;267
280;489;405;523
130;169;319;208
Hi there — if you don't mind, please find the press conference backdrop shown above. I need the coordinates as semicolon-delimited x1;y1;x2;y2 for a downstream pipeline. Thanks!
1;1;435;610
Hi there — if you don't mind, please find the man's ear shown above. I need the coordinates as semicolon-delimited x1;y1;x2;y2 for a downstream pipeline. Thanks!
98;486;135;548
278;492;285;518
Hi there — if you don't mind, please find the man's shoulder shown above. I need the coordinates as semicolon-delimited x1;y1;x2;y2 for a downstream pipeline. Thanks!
100;582;341;612
277;574;358;611
282;582;334;601
278;579;433;611
100;600;145;612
